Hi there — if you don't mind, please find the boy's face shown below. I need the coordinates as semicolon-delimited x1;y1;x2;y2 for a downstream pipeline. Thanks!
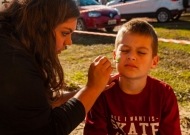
113;32;158;79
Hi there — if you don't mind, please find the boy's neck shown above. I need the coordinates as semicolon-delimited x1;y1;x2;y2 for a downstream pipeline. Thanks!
118;76;147;95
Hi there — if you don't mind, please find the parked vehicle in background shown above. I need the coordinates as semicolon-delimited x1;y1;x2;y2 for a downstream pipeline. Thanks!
183;0;190;8
75;0;121;32
106;0;185;23
182;0;190;12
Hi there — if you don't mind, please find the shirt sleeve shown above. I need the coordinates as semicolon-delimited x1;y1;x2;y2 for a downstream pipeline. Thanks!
159;86;181;135
84;93;108;135
0;46;85;135
51;98;85;135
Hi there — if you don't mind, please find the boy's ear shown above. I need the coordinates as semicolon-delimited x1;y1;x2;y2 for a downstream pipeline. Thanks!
151;55;159;69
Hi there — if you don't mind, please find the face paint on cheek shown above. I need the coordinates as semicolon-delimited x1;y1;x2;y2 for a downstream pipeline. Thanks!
116;55;120;63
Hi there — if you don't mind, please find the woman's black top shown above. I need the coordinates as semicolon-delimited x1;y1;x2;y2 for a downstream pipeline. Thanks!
0;37;85;135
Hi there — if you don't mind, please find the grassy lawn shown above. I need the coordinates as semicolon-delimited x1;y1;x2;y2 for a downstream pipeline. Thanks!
59;42;190;106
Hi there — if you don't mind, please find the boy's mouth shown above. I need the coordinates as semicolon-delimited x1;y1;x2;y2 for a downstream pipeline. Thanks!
125;64;137;68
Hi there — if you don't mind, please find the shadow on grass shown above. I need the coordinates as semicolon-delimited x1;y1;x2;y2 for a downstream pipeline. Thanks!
150;21;190;31
72;32;116;45
121;16;190;30
149;14;190;30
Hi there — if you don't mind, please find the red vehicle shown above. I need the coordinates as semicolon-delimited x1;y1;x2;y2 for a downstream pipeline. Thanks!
76;0;121;32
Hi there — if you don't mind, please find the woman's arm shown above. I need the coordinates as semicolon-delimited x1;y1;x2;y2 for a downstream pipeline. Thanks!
51;73;119;109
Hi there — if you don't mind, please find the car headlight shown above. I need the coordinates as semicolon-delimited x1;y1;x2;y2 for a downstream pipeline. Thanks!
114;8;120;15
88;11;101;17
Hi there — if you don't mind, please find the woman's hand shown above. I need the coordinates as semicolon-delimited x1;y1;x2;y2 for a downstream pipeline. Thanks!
86;56;113;92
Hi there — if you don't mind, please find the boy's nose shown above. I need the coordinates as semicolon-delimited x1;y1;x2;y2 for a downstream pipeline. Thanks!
127;52;136;60
128;57;136;60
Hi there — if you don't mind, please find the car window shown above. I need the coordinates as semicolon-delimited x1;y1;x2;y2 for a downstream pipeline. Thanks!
107;0;134;3
121;0;135;2
79;0;100;6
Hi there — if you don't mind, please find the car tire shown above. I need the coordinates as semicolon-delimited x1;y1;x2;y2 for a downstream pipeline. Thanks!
76;19;86;31
105;27;114;32
156;9;171;23
183;0;189;8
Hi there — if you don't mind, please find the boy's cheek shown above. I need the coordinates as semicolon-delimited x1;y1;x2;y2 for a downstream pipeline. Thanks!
115;52;124;63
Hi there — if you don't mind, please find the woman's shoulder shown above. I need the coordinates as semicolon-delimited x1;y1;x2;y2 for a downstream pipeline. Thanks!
0;36;38;69
0;36;28;55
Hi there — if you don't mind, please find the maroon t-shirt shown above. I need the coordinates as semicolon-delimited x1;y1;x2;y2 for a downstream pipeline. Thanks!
84;76;181;135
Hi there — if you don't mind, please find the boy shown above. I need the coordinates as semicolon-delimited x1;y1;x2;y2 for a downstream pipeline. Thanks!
83;19;181;135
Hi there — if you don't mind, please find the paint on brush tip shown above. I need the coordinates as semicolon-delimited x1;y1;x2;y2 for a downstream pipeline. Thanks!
116;56;120;63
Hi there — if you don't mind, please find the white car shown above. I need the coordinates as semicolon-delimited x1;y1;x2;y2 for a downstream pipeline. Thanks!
106;0;185;22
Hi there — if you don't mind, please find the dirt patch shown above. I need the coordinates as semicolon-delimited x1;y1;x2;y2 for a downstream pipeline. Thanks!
69;121;84;135
180;106;190;135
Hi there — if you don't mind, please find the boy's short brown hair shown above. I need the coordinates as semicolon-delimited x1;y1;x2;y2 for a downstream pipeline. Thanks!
115;19;158;57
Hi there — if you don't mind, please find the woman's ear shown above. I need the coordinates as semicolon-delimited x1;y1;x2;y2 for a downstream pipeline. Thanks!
151;55;159;69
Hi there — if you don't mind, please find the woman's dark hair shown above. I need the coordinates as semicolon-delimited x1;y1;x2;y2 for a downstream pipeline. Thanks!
0;0;80;101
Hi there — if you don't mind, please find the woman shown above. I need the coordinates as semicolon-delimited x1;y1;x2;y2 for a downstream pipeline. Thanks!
0;0;118;134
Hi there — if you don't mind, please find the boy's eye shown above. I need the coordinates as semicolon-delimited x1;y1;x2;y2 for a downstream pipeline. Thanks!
138;52;146;55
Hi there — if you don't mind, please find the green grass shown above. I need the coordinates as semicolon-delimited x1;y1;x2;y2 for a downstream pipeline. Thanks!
155;28;190;40
59;43;190;107
59;15;190;108
149;42;190;106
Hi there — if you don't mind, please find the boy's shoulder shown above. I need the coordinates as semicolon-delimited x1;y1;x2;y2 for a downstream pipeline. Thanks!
147;76;173;91
148;75;168;85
